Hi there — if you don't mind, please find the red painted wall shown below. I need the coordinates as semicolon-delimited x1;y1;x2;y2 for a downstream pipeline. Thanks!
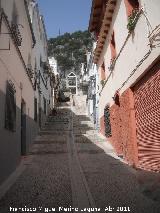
100;115;105;136
124;0;139;17
119;88;138;166
109;104;123;155
100;89;138;166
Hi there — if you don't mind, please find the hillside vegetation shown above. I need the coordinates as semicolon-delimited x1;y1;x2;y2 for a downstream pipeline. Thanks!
48;30;93;77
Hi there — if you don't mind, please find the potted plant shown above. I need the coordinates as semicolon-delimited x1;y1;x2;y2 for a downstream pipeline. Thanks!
100;79;105;87
127;8;140;32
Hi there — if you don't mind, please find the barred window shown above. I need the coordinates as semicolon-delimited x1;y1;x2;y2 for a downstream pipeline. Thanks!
5;81;16;131
43;97;46;115
104;105;112;137
34;97;37;121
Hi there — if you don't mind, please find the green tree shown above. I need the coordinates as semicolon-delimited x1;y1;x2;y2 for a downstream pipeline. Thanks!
48;30;93;76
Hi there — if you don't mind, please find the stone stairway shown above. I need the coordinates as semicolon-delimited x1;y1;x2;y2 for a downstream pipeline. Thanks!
0;108;73;213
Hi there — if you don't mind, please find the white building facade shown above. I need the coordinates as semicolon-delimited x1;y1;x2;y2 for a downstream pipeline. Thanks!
49;56;60;107
86;46;99;129
0;0;53;186
29;1;53;127
89;0;160;171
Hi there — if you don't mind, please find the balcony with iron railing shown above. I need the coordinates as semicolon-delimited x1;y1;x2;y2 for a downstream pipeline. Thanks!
11;22;22;46
26;64;34;80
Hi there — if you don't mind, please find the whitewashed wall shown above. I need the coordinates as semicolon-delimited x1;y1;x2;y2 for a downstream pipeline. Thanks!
0;0;35;118
0;0;38;184
31;2;52;116
98;0;160;118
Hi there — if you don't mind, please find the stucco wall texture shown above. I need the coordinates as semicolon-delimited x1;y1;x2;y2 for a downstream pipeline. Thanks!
108;65;160;172
103;88;138;167
100;115;105;136
109;104;123;156
0;0;50;186
119;88;138;166
100;62;160;172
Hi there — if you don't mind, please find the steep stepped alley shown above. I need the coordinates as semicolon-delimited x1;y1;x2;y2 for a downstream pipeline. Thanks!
0;99;160;213
0;107;72;212
72;96;160;213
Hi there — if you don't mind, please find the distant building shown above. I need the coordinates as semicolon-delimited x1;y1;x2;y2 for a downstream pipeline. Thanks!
0;0;53;186
89;0;160;171
67;72;77;95
80;63;89;95
49;57;60;107
49;57;58;75
85;47;99;129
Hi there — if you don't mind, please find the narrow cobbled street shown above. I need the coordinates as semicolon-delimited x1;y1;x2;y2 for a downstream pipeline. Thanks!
0;96;160;213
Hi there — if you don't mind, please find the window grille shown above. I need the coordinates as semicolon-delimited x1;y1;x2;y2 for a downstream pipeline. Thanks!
5;81;16;131
43;97;46;115
34;97;37;121
11;22;22;46
104;105;112;137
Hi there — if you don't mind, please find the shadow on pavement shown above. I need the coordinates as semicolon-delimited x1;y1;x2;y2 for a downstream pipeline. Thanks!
70;105;160;213
0;103;160;213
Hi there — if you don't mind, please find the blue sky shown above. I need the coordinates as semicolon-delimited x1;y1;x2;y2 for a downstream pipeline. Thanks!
38;0;92;38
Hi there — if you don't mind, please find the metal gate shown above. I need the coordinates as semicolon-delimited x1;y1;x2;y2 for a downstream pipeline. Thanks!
134;62;160;171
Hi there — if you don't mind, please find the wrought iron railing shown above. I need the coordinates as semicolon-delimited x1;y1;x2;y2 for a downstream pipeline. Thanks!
11;23;22;46
26;66;34;79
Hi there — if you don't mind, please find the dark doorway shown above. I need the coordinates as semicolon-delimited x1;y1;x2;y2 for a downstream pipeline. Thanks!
39;94;41;128
39;107;41;128
21;99;26;155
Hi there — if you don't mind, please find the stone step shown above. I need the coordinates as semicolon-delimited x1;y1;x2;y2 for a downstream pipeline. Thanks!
45;122;69;126
39;130;68;135
45;121;69;123
35;135;67;141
